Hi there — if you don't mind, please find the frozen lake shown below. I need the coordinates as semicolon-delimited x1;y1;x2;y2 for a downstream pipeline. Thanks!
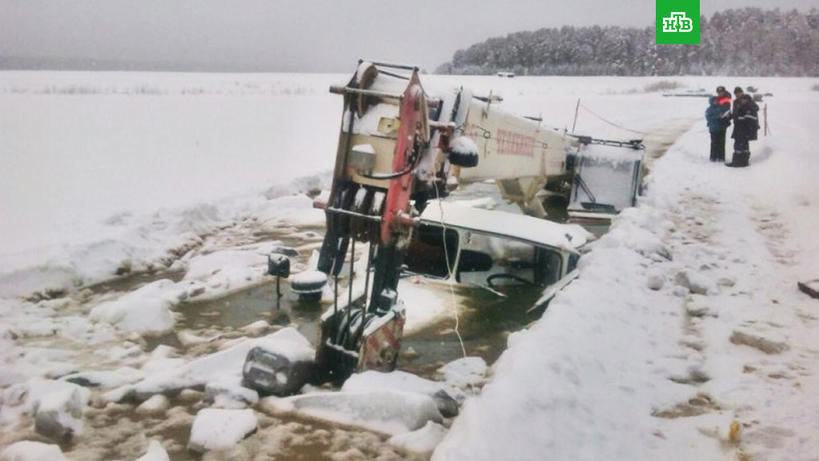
2;71;818;461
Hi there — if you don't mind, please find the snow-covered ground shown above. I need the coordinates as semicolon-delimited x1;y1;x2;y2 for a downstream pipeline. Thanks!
1;71;817;460
435;83;819;461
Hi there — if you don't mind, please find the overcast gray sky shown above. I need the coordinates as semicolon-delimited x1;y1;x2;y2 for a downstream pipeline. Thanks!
2;0;818;72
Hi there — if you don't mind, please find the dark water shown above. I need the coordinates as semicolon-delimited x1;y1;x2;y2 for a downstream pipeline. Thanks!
398;284;543;376
177;281;324;344
84;268;186;296
165;277;543;380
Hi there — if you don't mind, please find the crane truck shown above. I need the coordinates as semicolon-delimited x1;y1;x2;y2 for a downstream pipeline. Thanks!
251;60;645;388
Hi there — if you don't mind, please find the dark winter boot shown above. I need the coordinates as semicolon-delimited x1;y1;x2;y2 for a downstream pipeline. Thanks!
735;151;750;167
726;151;750;168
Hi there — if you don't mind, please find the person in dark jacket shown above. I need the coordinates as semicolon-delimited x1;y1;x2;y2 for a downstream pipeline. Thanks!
705;96;731;162
728;87;759;167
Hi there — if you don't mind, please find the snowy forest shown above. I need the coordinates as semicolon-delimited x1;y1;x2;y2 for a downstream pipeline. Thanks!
436;8;819;76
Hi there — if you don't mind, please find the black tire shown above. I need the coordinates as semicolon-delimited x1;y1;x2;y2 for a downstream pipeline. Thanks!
448;149;479;168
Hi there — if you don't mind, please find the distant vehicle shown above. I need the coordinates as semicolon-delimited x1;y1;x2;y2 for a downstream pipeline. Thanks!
497;71;516;78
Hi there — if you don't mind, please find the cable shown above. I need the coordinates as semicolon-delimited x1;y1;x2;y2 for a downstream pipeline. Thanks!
359;138;425;180
433;182;468;359
579;103;648;135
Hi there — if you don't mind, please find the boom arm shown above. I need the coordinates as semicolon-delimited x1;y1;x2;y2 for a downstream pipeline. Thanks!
312;61;579;382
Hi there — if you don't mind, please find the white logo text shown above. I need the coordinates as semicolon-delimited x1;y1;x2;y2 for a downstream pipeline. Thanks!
662;12;693;32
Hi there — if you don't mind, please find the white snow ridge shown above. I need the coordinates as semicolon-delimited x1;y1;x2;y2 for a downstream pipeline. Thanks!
188;408;258;453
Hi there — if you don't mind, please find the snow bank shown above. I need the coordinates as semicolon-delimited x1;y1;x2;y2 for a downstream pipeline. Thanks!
0;441;70;461
262;390;443;436
205;381;259;409
433;198;717;460
134;440;170;461
0;379;90;443
89;280;178;336
180;246;270;300
107;327;312;402
343;370;461;401
188;408;258;453
388;421;448;455
1;379;90;419
0;181;327;301
62;367;144;389
436;357;487;390
343;370;462;416
33;385;88;441
436;84;819;461
134;394;170;415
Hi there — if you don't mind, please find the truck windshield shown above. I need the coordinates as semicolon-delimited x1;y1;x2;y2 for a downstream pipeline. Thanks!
404;224;459;278
406;224;563;288
457;231;562;288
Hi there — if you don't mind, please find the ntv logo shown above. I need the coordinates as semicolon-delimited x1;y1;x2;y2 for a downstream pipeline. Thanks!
662;12;693;33
656;0;700;44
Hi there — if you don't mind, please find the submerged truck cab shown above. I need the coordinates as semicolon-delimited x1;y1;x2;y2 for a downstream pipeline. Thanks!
407;201;587;301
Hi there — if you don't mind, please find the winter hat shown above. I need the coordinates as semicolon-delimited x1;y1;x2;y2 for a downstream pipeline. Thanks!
708;96;717;105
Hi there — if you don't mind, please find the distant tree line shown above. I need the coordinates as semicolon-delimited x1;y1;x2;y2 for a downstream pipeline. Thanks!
435;8;819;76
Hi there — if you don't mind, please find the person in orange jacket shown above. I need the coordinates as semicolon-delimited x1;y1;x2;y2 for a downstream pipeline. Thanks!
716;86;732;107
705;96;731;162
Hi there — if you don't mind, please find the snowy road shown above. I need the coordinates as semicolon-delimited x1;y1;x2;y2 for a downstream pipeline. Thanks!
435;91;819;461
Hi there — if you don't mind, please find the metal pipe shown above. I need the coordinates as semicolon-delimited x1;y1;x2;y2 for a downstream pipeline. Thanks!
363;242;374;312
378;69;410;81
329;85;440;109
333;274;339;325
357;242;376;341
276;276;281;310
428;121;456;130
367;60;419;71
329;85;403;100
572;98;580;133
323;206;383;222
347;237;355;312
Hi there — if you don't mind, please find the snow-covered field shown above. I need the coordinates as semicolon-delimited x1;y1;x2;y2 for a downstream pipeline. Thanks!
1;71;817;460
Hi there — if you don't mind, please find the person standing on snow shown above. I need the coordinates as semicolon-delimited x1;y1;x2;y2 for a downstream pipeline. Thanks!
716;86;732;107
705;96;731;162
728;87;759;167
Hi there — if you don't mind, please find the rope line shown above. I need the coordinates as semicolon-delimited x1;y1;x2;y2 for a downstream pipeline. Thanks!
579;103;648;135
433;184;467;359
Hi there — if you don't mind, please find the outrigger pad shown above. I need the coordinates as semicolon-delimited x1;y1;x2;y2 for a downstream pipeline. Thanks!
315;302;406;386
315;340;361;386
242;346;316;396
